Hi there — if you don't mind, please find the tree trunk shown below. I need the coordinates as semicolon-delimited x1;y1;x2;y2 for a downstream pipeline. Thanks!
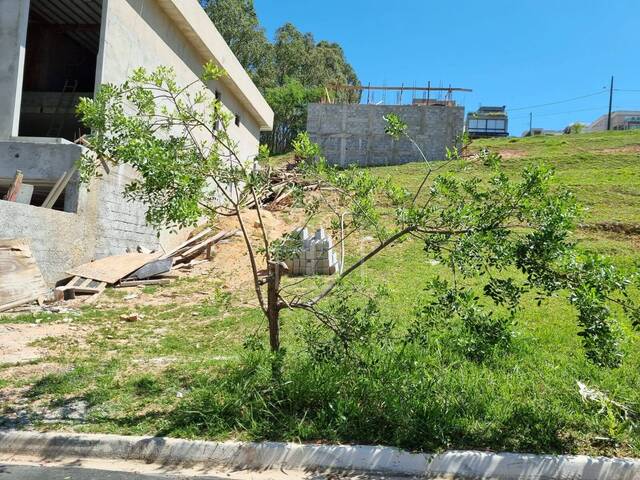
267;262;281;352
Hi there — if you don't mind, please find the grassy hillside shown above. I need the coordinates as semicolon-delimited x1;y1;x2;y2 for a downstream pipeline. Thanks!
1;130;638;457
371;130;640;262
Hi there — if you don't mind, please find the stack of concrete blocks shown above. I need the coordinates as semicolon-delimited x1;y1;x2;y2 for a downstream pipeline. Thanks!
285;227;340;276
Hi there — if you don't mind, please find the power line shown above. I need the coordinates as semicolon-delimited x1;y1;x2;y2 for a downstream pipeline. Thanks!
509;106;605;121
507;89;607;112
614;89;640;93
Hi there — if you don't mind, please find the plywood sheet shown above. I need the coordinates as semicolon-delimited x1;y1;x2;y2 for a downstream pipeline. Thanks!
67;253;161;284
0;239;49;311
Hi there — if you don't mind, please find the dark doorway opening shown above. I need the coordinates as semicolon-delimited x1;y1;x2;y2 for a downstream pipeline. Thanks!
19;0;103;141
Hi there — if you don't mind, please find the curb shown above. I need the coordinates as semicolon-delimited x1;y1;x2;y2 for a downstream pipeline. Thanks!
1;430;639;479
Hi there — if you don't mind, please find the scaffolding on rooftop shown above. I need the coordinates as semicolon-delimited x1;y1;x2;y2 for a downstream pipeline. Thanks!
323;83;473;106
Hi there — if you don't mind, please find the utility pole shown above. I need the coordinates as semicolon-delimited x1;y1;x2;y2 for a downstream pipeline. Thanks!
607;76;614;131
529;112;533;137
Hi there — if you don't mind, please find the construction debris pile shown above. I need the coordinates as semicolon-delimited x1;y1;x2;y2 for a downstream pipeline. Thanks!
0;229;236;313
251;166;323;211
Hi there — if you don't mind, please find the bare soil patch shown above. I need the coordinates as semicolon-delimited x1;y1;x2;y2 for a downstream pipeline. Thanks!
90;208;301;310
580;221;640;236
496;148;527;159
212;209;293;292
0;362;69;382
597;145;640;155
0;323;85;365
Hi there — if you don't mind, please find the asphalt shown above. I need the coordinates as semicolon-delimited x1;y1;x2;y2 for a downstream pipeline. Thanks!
0;464;226;480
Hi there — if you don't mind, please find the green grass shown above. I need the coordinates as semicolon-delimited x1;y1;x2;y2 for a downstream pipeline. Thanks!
1;130;639;456
372;130;640;225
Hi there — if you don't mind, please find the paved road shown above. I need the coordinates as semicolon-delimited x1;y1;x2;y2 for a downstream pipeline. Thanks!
0;464;227;479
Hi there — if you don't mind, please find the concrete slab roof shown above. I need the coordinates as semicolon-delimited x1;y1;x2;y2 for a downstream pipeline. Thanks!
156;0;274;131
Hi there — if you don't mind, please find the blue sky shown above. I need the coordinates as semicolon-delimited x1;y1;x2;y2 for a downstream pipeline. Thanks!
254;0;640;136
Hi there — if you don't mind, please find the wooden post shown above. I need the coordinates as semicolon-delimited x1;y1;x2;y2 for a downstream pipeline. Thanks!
4;170;23;202
267;262;281;352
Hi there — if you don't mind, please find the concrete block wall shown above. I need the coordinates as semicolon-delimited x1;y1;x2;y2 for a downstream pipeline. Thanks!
285;228;340;276
94;164;161;258
307;104;465;167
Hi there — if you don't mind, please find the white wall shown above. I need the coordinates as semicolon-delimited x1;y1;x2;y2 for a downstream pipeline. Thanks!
98;0;261;163
91;0;270;257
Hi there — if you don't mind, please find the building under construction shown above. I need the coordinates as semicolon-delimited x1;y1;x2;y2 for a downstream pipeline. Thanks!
307;84;470;167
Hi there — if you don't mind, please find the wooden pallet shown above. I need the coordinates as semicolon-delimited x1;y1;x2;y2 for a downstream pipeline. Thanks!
55;276;107;302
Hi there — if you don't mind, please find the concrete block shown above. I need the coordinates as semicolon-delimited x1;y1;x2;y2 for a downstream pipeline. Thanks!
285;227;340;276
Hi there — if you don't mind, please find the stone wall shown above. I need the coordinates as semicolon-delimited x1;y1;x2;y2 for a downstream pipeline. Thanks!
307;104;465;167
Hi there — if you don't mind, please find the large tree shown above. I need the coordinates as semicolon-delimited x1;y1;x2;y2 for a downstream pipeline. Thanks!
265;24;360;152
201;0;274;90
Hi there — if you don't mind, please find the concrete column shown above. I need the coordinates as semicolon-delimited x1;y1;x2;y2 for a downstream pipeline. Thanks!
0;0;30;138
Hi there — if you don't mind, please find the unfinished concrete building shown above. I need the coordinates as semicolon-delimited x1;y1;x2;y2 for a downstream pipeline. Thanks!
0;0;273;283
307;85;468;167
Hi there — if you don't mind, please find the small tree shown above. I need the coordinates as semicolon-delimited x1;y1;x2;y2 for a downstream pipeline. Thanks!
77;65;639;367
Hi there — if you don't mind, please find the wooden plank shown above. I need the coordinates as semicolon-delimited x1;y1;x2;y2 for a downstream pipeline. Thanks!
160;228;212;259
40;171;67;208
0;239;49;311
67;253;161;284
0;295;41;313
3;170;23;202
42;167;76;209
117;279;171;288
84;282;107;305
178;231;229;260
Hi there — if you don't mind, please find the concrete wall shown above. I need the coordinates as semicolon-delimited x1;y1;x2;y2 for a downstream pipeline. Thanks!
0;171;99;284
0;138;82;212
98;0;262;163
307;104;465;167
0;0;29;137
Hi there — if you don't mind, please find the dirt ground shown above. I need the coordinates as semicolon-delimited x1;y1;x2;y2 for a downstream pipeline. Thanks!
598;144;640;155
0;208;301;367
0;323;86;365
